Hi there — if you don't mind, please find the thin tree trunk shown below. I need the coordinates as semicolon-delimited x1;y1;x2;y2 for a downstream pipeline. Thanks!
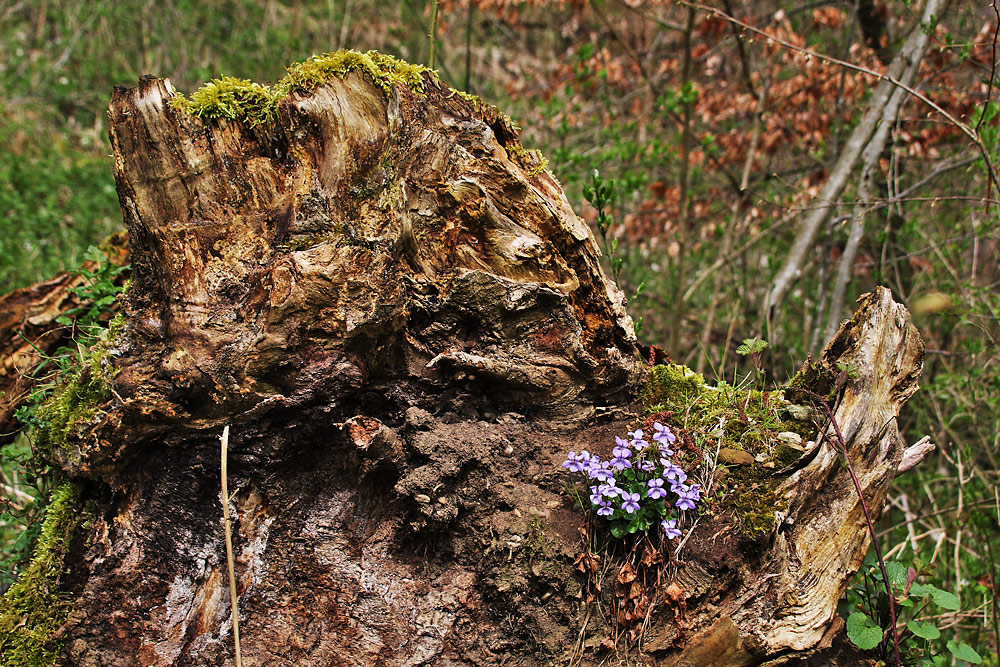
764;0;943;327
822;61;926;342
670;7;696;357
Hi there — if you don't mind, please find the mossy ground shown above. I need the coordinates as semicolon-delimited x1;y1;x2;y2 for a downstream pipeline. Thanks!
0;482;85;667
641;363;818;538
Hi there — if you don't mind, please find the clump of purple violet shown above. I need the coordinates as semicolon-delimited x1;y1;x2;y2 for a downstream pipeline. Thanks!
561;422;700;540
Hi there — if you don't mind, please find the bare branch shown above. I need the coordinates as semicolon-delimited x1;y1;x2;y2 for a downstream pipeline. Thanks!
823;34;930;341
742;0;946;320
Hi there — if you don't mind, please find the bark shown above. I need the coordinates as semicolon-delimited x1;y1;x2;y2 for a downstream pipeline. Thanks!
4;64;923;667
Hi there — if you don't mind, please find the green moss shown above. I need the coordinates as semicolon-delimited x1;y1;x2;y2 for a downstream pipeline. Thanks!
32;316;122;455
786;357;837;404
641;364;708;414
773;441;805;467
641;364;813;458
170;75;277;126
276;50;437;96
171;49;439;126
448;88;481;105
639;363;814;540
508;143;549;176
0;482;83;666
727;470;786;538
446;87;522;134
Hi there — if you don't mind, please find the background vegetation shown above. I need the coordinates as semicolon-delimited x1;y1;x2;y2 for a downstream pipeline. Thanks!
0;0;997;663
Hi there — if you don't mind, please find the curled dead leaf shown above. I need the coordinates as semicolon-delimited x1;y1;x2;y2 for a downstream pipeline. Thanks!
617;562;636;585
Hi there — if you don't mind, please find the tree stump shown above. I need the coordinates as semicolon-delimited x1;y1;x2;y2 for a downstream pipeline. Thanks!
1;55;923;667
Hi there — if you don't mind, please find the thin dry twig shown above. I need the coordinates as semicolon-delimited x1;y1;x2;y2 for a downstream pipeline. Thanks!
220;425;243;667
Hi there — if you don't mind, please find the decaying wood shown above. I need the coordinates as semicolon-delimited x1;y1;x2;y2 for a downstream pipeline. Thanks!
3;63;924;667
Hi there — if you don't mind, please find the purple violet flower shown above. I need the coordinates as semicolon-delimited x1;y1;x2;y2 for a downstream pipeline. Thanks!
590;485;604;505
639;459;655;472
588;460;614;482
663;464;687;485
674;482;699;511
584;456;604;479
598;480;620;498
621;491;641;514
561;450;588;473
597;501;614;517
653;422;677;444
646;478;667;500
610;442;633;470
628;429;648;449
662;518;682;540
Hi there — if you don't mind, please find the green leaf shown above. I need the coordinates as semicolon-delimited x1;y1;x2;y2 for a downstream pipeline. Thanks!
946;640;982;663
736;337;768;356
626;515;646;533
915;583;960;610
846;612;883;650
883;560;908;590
906;619;940;640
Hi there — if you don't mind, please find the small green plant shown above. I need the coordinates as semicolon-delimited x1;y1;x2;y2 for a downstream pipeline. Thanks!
0;438;52;589
842;555;984;665
57;246;128;343
656;81;699;116
582;169;645;334
14;246;127;443
583;169;620;281
835;361;861;380
3;246;125;583
736;336;769;387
